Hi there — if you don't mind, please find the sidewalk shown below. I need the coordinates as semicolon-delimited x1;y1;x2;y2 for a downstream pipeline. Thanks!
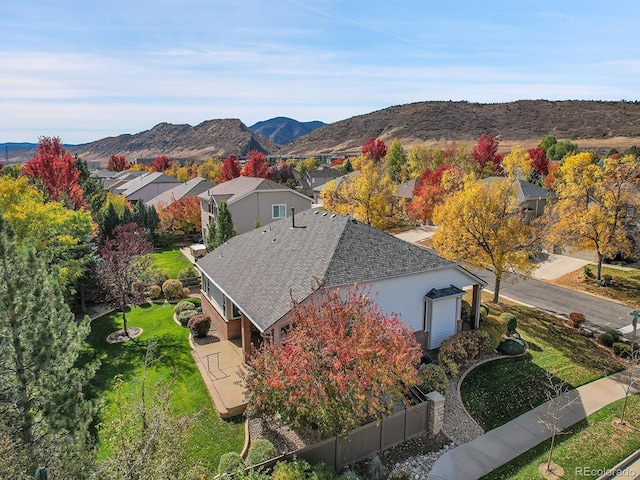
428;370;640;480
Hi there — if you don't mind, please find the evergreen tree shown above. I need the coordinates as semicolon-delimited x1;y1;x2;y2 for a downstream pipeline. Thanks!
0;220;97;478
343;158;353;173
133;199;148;228
100;202;120;241
205;221;216;253
121;204;134;225
74;155;107;216
145;203;160;240
213;201;236;249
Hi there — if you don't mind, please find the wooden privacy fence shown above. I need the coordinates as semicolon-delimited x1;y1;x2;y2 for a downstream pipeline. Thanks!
252;390;446;473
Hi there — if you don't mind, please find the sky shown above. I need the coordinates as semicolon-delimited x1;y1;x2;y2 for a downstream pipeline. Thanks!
1;0;639;144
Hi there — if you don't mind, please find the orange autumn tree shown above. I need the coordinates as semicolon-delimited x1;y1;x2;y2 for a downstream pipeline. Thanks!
157;196;201;236
244;285;421;438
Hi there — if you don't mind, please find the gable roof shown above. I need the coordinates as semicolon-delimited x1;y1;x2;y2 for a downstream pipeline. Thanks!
483;177;555;203
196;176;311;205
146;177;216;207
103;171;146;190
114;172;181;197
395;179;417;199
197;209;483;332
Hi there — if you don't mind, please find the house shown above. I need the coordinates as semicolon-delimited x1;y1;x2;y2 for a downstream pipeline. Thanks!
113;172;182;203
101;170;147;191
484;177;555;218
196;209;486;360
196;176;313;238
146;177;216;207
296;167;343;197
395;179;417;202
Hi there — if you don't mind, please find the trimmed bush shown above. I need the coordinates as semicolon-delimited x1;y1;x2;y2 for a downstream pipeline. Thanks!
178;265;198;280
182;287;191;298
480;304;490;317
162;279;184;302
148;284;162;300
500;312;518;336
598;332;615;347
188;314;211;337
583;265;594;278
183;297;201;307
218;451;244;475
174;300;196;315
569;312;586;328
178;309;197;326
497;337;526;356
461;300;471;320
613;342;633;358
480;315;507;350
437;330;490;377
247;439;277;467
418;363;449;396
152;269;169;287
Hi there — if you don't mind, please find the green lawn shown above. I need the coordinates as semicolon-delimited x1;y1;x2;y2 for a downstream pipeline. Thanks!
554;264;640;308
482;395;640;480
152;247;194;278
460;302;622;431
83;303;244;474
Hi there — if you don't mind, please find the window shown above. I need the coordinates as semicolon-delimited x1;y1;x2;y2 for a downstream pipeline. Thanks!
272;204;286;219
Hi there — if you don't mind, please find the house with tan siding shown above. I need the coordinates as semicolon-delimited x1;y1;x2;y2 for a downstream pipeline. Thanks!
196;176;313;240
196;209;486;360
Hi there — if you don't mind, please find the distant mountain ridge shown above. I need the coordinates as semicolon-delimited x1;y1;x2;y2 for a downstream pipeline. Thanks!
249;117;325;145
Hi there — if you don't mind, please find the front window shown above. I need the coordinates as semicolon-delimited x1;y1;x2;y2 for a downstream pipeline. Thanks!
272;204;286;219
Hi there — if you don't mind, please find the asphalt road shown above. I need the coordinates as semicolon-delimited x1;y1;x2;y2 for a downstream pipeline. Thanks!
471;268;637;334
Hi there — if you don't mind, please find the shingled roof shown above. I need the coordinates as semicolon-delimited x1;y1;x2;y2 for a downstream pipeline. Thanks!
197;209;458;332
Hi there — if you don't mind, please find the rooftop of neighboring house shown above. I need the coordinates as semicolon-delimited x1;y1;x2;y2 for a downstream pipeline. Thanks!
114;172;181;197
146;177;216;207
196;176;310;205
395;179;417;199
483;177;556;203
197;209;466;332
102;170;147;190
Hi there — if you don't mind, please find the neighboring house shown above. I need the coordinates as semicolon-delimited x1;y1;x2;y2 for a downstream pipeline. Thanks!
102;170;147;191
196;209;486;360
146;177;216;207
298;167;344;197
484;177;556;218
395;179;417;202
197;176;313;238
113;172;182;203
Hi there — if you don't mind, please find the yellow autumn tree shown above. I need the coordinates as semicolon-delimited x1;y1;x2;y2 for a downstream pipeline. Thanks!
321;161;397;228
432;176;539;302
197;158;222;182
551;153;640;279
502;146;533;180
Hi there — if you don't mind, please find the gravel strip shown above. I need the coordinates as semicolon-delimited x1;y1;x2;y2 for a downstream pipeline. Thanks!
388;441;456;480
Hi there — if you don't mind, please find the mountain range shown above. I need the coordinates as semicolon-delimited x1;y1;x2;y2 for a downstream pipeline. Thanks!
4;100;640;164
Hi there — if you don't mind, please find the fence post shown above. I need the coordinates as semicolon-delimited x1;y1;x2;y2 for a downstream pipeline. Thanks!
426;391;445;435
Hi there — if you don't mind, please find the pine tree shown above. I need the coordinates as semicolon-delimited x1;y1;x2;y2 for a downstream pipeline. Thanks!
213;201;236;249
100;202;120;241
133;199;148;228
205;221;216;253
0;220;97;478
121;204;134;225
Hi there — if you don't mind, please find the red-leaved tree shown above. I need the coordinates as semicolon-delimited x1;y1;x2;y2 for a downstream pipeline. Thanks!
330;157;345;167
528;147;550;177
151;155;172;172
241;150;271;179
219;154;242;183
471;134;504;174
107;155;131;172
98;223;154;336
157;196;202;235
244;285;421;438
361;137;388;162
407;164;455;224
22;136;86;209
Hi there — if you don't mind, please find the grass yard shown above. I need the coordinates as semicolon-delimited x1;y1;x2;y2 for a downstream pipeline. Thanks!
152;247;194;278
460;301;622;431
482;395;640;480
553;264;640;308
83;302;244;474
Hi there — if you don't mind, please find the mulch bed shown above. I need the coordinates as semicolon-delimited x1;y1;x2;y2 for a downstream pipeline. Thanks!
106;327;143;343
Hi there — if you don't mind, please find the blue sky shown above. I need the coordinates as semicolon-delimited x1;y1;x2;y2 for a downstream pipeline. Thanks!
1;0;638;144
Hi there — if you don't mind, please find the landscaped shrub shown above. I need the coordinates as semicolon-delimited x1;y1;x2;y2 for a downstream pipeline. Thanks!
613;342;634;358
174;300;196;315
247;439;277;467
480;315;507;350
187;314;211;337
183;297;201;307
162;279;184;301
272;458;333;480
131;280;146;296
596;274;613;287
178;265;199;281
218;451;244;475
178;309;197;326
461;299;471;320
437;330;490;377
583;265;594;278
497;337;526;356
148;284;162;300
499;312;518;336
367;455;387;480
598;332;615;347
480;304;490;317
182;287;191;298
418;363;449;396
569;312;586;328
152;269;169;287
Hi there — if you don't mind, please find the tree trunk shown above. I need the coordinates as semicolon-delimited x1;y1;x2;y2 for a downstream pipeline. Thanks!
547;431;556;470
493;276;501;303
122;306;129;336
596;252;604;281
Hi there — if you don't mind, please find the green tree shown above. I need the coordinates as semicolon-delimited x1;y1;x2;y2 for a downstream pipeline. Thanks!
100;202;121;241
386;138;408;182
212;201;236;249
205;220;217;253
0;220;97;478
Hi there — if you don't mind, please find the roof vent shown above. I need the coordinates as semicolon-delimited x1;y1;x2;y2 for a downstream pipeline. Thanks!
330;214;336;218
351;218;357;224
322;212;328;216
314;210;319;215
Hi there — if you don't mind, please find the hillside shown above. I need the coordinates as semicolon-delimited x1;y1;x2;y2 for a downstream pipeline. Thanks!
69;118;278;164
249;117;325;145
279;100;640;155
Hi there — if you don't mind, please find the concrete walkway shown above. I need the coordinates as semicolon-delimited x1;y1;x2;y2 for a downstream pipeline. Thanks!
428;370;640;480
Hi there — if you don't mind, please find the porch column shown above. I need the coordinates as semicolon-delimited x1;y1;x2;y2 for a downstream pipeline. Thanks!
471;284;482;329
240;314;252;362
